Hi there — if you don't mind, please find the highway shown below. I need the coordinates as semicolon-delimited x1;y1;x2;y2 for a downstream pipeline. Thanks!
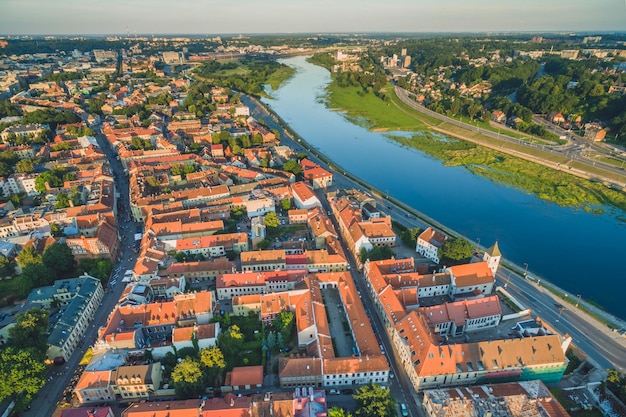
495;266;626;373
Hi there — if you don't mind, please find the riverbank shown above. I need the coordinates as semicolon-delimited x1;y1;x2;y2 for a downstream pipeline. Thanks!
322;75;626;214
247;90;626;335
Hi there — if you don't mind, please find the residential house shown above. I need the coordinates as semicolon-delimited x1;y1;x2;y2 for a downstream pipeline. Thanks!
228;365;263;391
300;158;333;189
291;182;322;210
111;363;162;400
74;370;114;404
415;227;447;264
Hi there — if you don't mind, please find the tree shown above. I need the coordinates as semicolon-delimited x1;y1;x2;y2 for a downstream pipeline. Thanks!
264;211;280;228
257;239;271;250
200;346;226;370
438;237;474;266
273;310;295;341
16;246;42;269
55;192;71;209
49;222;64;237
329;407;353;417
8;307;49;351
171;358;205;398
230;206;245;220
0;254;15;278
0;347;46;411
200;346;226;386
15;159;35;174
353;382;396;417
282;159;302;175
20;263;53;289
218;324;244;366
35;169;65;192
77;258;113;282
42;242;74;277
267;331;276;349
280;199;291;212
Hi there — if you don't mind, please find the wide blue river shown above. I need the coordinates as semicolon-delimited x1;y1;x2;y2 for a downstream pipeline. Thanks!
262;56;626;320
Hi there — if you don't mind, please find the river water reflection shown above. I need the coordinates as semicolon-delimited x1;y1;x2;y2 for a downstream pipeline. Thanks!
262;55;626;320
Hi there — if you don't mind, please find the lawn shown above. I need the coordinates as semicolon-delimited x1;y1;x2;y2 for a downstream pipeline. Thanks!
326;83;427;131
265;66;296;90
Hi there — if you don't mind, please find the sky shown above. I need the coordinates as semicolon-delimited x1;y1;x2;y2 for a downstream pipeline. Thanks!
1;0;625;35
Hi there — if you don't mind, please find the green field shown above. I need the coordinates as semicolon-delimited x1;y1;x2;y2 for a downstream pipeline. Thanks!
265;66;296;90
326;83;428;131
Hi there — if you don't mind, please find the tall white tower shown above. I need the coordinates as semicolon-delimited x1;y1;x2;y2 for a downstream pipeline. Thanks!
483;241;502;276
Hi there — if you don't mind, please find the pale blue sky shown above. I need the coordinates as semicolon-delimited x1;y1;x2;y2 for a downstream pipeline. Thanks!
1;0;624;35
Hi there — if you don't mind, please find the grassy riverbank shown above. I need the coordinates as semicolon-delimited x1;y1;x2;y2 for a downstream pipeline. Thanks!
321;73;626;215
391;132;626;212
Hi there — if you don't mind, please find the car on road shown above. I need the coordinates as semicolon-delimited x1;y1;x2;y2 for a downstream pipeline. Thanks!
400;403;408;417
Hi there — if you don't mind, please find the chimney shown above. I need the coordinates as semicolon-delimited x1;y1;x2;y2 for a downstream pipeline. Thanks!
230;397;235;407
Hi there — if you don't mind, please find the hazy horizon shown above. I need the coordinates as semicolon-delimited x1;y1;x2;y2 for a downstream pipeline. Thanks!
1;0;625;36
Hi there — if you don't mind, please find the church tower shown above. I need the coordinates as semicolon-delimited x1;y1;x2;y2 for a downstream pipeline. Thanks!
483;241;502;276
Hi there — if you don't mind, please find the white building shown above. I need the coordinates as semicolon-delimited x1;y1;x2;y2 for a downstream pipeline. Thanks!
415;227;447;264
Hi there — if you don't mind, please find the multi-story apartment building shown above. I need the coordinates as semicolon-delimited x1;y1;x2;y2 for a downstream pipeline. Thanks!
44;275;104;361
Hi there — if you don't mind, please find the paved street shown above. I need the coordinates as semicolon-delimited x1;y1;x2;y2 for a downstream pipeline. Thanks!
496;266;626;373
23;126;140;417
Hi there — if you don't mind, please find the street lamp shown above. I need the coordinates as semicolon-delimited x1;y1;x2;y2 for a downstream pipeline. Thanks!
556;306;564;323
576;294;581;307
505;272;511;288
523;263;528;277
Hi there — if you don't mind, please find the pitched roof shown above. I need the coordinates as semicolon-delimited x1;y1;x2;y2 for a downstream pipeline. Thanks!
485;241;502;257
230;365;263;387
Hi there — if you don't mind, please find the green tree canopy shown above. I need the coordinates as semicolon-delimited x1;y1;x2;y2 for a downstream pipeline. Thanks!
280;199;291;211
218;324;244;367
0;254;15;278
353;382;396;417
0;347;46;411
77;258;113;283
20;263;53;289
15;159;35;174
8;307;49;351
272;310;295;341
282;159;302;176
16;246;42;269
439;237;474;266
42;242;74;277
264;211;280;228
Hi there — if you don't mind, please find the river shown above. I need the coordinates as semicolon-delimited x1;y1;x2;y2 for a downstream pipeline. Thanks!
261;55;626;320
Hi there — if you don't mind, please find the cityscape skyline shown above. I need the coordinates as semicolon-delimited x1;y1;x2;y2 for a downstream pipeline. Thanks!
1;0;625;36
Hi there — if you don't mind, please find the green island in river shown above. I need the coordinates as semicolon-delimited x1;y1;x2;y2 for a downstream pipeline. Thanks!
306;57;626;217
